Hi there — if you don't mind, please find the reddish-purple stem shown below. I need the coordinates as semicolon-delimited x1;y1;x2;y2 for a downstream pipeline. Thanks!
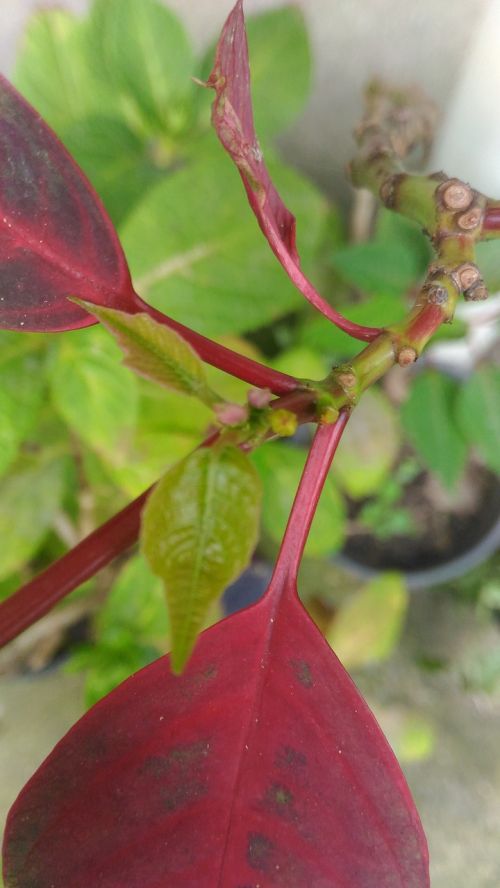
482;205;500;232
261;221;379;343
270;411;349;590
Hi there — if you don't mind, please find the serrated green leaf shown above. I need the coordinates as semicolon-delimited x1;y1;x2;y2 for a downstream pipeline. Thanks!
334;389;401;498
122;146;327;336
455;365;500;473
252;442;346;556
50;326;138;460
141;445;261;671
88;0;194;135
327;573;408;668
401;371;468;489
0;458;69;580
75;302;216;406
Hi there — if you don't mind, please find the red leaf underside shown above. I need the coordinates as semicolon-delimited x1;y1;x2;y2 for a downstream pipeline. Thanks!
206;1;379;343
0;76;135;332
3;583;428;888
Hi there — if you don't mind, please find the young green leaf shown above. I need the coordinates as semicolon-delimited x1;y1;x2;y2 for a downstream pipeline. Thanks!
401;371;468;489
74;301;217;406
327;573;408;669
141;445;261;672
455;365;500;474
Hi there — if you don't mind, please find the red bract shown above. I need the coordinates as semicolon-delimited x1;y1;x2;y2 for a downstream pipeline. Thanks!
206;0;380;344
0;76;137;332
2;423;429;887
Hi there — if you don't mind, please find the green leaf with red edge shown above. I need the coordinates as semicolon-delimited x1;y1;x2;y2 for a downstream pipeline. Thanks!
141;445;261;672
2;578;429;887
0;75;136;332
73;301;216;407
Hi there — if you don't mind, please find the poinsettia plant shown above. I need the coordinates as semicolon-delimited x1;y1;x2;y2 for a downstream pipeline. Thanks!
2;0;500;885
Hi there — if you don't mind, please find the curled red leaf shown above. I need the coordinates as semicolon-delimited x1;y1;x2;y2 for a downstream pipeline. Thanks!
206;1;380;343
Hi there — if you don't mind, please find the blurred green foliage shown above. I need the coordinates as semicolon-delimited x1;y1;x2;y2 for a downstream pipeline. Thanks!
1;0;499;705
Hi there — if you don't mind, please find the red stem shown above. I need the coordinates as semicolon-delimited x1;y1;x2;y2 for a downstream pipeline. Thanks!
262;220;380;343
482;205;500;232
0;489;151;649
269;411;349;589
132;293;297;395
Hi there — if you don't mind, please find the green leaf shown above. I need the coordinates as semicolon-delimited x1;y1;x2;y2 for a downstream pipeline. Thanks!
74;302;215;406
455;365;500;473
401;371;468;489
50;326;139;460
88;0;194;135
0;342;46;476
0;458;69;580
298;292;402;360
122;146;327;336
245;7;311;138
98;553;169;642
327;573;408;669
332;209;430;299
141;445;261;671
271;345;327;381
14;9;113;134
334;389;401;498
252;442;346;556
62;115;162;226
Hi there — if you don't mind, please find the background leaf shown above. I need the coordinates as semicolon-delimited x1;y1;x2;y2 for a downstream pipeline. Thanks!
334;389;401;498
50;327;139;460
401;371;468;489
87;0;194;135
122;148;327;336
455;365;500;474
141;445;261;671
252;442;346;556
0;457;69;580
327;573;408;669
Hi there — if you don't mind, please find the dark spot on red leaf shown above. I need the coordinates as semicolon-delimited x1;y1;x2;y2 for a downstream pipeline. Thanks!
275;745;307;771
247;832;274;872
290;658;313;688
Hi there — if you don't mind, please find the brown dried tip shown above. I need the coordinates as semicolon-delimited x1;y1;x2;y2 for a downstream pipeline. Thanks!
441;179;473;211
457;207;482;230
397;346;417;367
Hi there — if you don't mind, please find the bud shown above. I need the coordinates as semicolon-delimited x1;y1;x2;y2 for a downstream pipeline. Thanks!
247;387;273;409
214;402;249;427
269;409;298;437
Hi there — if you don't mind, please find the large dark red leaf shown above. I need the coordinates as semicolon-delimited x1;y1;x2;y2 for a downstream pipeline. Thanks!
2;586;428;887
0;75;136;331
206;1;380;344
3;422;428;887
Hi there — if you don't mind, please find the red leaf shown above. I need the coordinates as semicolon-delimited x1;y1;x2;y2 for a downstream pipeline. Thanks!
0;76;136;332
2;421;428;887
206;1;380;344
2;585;428;887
